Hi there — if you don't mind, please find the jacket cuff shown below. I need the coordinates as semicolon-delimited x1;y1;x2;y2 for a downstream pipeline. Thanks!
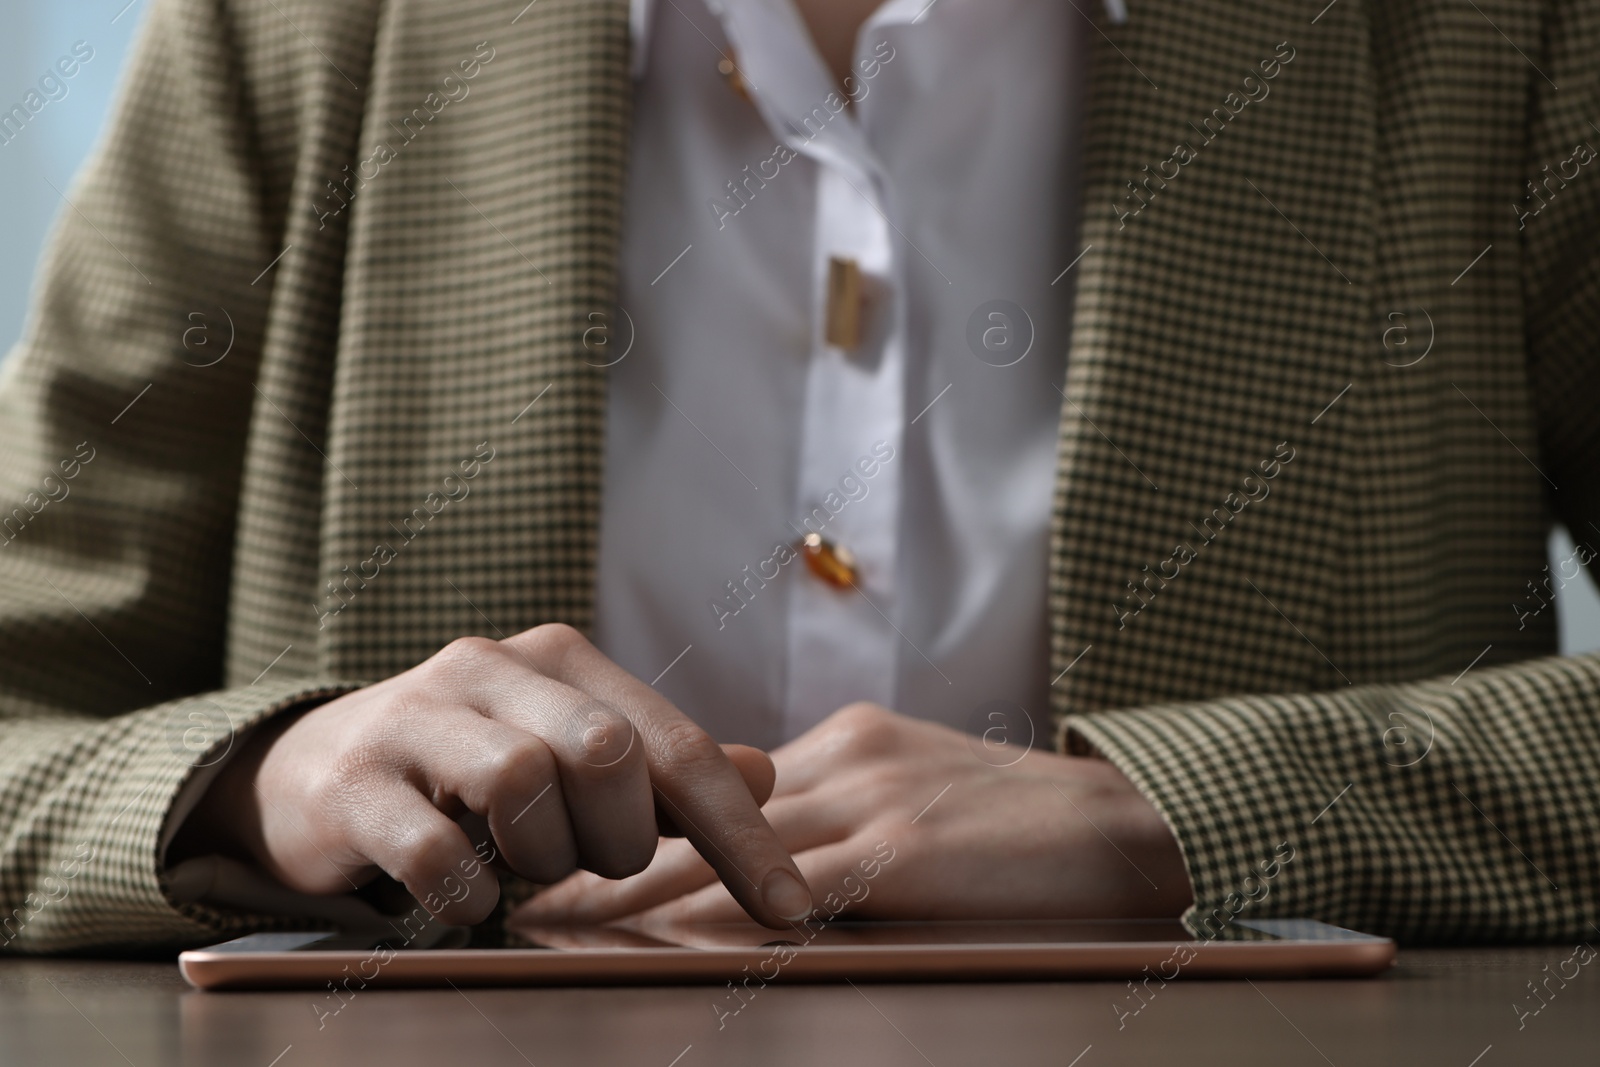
9;680;360;953
150;682;368;944
1058;693;1348;940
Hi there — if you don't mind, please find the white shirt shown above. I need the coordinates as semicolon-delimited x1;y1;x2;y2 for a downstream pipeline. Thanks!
169;0;1106;925
595;0;1091;748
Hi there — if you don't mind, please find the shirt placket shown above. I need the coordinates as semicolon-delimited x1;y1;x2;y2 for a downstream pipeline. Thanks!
714;0;906;734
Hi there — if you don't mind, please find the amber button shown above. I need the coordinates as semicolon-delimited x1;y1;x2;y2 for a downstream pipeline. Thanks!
798;533;857;589
718;55;751;103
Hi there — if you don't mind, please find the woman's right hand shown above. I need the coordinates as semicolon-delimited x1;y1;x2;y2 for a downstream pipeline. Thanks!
174;624;814;928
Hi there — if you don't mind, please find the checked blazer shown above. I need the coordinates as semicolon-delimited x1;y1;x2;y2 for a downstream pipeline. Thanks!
1;0;1598;951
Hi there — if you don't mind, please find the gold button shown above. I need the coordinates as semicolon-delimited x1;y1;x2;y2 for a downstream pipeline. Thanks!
825;256;863;350
718;55;751;103
798;533;857;589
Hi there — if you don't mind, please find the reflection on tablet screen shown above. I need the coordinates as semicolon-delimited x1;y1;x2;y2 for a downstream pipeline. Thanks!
492;919;1286;952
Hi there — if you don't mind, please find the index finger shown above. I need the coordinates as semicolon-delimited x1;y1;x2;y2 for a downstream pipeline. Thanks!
504;626;814;927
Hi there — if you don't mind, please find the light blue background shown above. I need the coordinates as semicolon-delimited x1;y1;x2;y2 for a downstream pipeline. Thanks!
4;4;1598;658
1;3;140;350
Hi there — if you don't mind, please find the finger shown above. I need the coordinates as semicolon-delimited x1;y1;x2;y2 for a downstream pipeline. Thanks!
511;925;682;950
504;625;814;927
765;736;819;798
346;782;500;927
531;695;656;879
636;836;888;926
659;744;776;836
425;636;658;879
411;709;581;886
517;789;853;924
514;837;709;926
722;744;776;807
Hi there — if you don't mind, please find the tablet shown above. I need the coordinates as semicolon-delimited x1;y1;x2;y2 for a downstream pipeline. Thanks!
178;918;1394;990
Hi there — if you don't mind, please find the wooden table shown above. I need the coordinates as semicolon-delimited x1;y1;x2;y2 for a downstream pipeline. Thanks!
3;947;1595;1065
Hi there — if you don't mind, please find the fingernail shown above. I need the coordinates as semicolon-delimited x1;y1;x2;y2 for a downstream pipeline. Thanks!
761;869;813;922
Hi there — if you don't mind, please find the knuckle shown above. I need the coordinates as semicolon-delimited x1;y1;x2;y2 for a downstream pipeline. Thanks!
570;702;638;772
427;635;502;679
486;736;554;793
527;622;588;658
829;702;897;754
654;718;724;775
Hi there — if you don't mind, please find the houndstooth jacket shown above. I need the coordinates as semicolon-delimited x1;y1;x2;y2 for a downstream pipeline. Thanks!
1;0;1597;951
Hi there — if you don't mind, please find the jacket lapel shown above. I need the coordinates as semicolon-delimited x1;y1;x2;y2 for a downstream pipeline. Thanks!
317;0;630;679
1049;0;1376;717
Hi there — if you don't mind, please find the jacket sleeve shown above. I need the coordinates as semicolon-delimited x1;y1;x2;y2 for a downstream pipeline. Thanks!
0;0;368;952
1063;654;1600;943
1062;0;1600;946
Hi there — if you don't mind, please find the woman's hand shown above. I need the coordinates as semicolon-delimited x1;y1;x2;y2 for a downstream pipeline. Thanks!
512;703;1193;926
174;625;812;928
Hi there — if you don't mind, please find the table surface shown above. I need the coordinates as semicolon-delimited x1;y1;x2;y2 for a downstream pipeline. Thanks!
2;946;1595;1066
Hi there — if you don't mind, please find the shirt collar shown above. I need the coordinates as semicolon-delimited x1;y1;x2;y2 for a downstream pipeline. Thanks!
629;0;1127;79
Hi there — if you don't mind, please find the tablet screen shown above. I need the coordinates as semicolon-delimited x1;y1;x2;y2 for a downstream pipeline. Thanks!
254;917;1362;956
499;920;1285;951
